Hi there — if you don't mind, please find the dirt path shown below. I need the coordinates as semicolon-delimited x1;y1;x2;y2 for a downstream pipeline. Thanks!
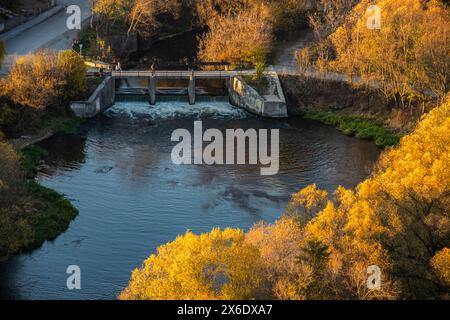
273;30;315;70
8;128;54;151
272;30;376;88
271;30;342;79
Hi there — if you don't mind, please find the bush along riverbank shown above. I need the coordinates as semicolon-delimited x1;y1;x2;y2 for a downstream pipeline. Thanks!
0;143;78;260
303;111;402;148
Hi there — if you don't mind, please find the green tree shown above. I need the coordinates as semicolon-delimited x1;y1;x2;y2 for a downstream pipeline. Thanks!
296;239;333;299
58;50;87;101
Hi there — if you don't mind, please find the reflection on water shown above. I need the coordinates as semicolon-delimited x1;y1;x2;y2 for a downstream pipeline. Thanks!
0;101;381;300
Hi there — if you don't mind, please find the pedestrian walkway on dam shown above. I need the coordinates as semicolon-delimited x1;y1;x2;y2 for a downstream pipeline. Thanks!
112;70;247;79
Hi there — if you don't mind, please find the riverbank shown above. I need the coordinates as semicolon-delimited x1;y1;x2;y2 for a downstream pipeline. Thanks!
8;117;84;151
302;111;401;148
0;143;79;261
279;75;421;148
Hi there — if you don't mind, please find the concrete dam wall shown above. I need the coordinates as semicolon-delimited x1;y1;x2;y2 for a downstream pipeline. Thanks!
71;71;288;118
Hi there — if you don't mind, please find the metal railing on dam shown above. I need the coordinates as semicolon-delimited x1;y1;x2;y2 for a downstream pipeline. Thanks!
112;70;244;79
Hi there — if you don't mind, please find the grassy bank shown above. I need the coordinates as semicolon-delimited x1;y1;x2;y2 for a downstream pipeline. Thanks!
20;144;78;249
6;116;84;157
40;116;85;135
0;144;78;260
21;145;49;178
23;180;78;250
303;111;402;148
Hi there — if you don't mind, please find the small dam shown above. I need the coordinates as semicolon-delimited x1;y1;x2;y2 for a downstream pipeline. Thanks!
114;71;230;104
70;70;288;118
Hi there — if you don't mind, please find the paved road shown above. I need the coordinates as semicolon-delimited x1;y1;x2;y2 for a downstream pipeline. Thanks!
3;0;91;55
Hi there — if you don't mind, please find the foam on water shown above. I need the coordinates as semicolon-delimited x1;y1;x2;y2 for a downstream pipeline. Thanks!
106;101;249;120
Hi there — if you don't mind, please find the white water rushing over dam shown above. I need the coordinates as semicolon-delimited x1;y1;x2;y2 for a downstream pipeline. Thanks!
106;101;249;120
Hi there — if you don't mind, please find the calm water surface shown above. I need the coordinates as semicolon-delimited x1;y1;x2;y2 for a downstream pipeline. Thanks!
0;101;380;299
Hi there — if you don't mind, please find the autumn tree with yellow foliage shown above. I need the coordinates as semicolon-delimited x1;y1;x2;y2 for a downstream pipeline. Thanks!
198;4;273;68
312;0;450;110
1;50;86;111
2;51;62;110
119;228;262;300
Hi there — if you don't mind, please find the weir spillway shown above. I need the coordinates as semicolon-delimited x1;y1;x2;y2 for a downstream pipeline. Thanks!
70;70;288;118
114;72;230;105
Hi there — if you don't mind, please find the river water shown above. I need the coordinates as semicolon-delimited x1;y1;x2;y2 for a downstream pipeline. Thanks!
0;101;380;300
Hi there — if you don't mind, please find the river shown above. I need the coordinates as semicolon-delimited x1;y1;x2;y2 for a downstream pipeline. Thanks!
0;101;380;299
